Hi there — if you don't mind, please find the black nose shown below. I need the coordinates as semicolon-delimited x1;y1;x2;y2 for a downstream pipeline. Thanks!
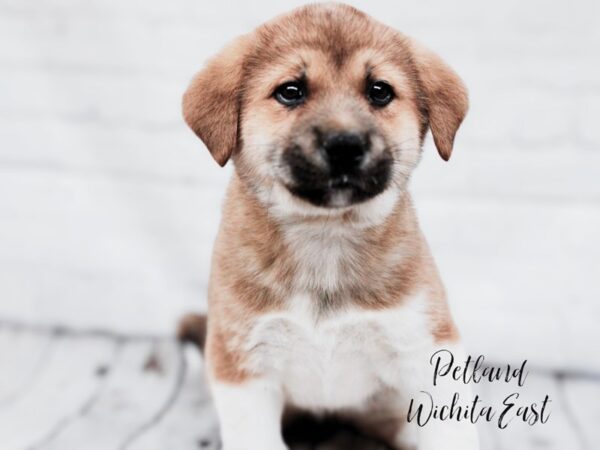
322;133;367;172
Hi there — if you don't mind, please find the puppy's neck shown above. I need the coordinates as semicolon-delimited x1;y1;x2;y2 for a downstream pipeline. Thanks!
224;173;428;303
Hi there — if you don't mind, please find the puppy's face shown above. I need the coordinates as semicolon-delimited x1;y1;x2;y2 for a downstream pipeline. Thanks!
240;47;422;209
184;4;468;213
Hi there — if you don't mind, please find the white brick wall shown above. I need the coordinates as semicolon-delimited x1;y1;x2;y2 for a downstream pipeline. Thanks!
0;0;599;372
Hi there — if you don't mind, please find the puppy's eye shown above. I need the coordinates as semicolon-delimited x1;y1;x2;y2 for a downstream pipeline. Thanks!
367;81;394;107
274;82;305;106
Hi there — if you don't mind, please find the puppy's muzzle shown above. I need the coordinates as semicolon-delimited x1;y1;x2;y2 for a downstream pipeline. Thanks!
284;129;392;208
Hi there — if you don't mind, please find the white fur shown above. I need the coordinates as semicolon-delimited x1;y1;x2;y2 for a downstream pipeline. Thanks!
211;293;479;450
211;379;287;450
245;292;433;410
285;226;349;292
266;181;400;228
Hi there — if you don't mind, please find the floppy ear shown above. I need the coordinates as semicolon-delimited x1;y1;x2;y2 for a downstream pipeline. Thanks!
182;35;251;166
411;42;469;161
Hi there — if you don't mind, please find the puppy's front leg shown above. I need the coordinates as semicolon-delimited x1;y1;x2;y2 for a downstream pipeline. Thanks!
212;378;288;450
394;343;480;450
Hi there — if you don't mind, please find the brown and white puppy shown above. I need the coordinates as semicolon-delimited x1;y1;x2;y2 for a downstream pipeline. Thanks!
181;4;478;450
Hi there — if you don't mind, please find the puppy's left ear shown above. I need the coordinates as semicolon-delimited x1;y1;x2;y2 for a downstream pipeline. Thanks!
182;34;252;166
411;42;469;161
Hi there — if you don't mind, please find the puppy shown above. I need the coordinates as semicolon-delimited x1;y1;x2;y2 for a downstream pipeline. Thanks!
181;4;478;450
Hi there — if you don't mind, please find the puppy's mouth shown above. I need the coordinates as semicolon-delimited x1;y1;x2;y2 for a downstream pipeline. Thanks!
282;145;392;208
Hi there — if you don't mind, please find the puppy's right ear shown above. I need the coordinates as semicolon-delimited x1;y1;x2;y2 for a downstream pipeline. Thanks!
182;35;251;166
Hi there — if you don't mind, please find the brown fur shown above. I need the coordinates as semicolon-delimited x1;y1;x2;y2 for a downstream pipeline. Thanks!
182;4;468;166
182;35;251;166
409;41;469;160
202;177;457;383
181;3;466;384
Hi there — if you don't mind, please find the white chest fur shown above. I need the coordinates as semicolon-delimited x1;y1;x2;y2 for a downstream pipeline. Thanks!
245;292;433;411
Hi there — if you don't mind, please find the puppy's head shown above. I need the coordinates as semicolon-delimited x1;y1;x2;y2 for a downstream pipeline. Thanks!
183;4;467;213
